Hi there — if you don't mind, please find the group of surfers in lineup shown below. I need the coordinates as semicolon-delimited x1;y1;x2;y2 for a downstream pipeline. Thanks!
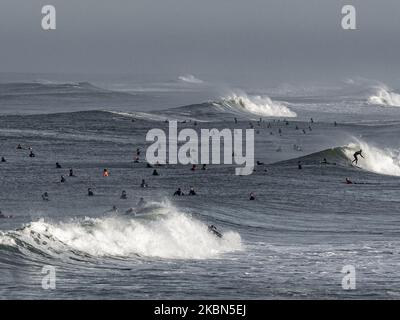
0;118;365;221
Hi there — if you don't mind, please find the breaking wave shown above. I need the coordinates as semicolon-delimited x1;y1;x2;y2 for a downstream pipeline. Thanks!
0;203;242;260
368;86;400;107
275;138;400;177
216;93;297;118
343;140;400;176
178;74;204;84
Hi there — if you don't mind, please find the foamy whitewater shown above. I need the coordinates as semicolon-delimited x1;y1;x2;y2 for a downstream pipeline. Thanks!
218;93;297;118
178;74;204;84
368;86;400;107
1;203;241;260
343;140;400;176
2;77;400;299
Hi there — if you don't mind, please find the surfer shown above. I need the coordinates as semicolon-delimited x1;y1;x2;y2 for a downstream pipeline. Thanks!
42;192;49;201
152;169;159;176
0;210;12;219
29;150;35;158
208;225;222;238
191;164;197;171
105;206;118;214
188;187;196;196
56;162;62;169
298;161;302;169
88;188;94;196
249;192;256;200
137;197;146;208
256;161;264;165
69;168;75;177
321;158;328;165
60;175;66;183
17;144;23;150
103;169;109;177
174;188;184;196
345;177;353;184
1;157;6;163
140;179;148;188
352;150;364;165
201;164;207;170
120;190;127;199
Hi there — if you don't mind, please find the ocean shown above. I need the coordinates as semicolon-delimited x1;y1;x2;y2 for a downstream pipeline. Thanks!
1;74;400;299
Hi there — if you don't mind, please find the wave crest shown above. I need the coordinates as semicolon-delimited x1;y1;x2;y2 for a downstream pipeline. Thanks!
218;93;297;118
178;74;204;84
368;86;400;107
0;203;242;260
343;140;400;176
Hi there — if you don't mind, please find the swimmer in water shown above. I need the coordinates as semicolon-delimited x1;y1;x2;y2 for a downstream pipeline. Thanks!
88;188;94;196
137;197;146;208
345;177;353;184
188;187;196;196
298;161;302;170
0;210;13;219
140;179;148;188
174;188;184;196
105;206;118;214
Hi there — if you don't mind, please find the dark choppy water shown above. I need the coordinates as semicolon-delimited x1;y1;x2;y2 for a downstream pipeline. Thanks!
1;78;400;299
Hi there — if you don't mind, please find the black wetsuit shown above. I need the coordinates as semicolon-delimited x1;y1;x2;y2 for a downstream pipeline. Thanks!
174;189;184;196
352;151;364;165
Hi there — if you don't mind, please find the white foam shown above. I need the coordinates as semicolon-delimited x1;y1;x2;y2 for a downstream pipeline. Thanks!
344;140;400;176
0;203;242;260
219;92;296;118
368;86;400;107
178;74;204;84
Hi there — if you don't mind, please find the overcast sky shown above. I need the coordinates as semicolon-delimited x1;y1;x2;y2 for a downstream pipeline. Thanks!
0;0;399;85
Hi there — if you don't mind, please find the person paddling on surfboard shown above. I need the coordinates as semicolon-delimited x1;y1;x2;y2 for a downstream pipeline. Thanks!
352;149;364;165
